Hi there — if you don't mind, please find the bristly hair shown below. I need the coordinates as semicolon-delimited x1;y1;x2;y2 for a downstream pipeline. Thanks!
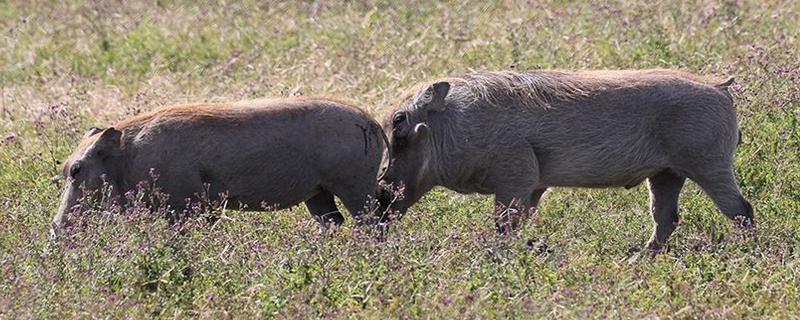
444;70;595;110
72;96;373;152
393;69;730;112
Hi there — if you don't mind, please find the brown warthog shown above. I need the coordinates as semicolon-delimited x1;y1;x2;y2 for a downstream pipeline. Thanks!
52;97;388;237
377;69;753;252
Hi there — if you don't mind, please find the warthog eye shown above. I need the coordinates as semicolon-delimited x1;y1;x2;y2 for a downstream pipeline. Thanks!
69;164;81;178
393;113;407;127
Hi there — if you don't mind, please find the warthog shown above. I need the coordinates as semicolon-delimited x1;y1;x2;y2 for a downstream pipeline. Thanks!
52;97;388;237
378;69;753;252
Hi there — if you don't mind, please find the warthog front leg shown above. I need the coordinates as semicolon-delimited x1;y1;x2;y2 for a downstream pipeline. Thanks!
492;188;546;234
493;193;535;234
645;170;686;252
489;145;540;234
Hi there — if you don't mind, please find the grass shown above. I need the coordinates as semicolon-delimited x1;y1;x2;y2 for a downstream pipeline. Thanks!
1;0;799;318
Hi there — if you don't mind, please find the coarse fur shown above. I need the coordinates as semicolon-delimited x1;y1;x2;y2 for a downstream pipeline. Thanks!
52;97;387;236
378;69;753;252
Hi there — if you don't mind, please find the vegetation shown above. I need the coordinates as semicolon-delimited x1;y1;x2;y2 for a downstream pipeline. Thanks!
1;1;798;318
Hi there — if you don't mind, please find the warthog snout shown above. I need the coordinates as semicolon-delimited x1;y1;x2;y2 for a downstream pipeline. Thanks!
51;127;122;239
51;181;80;239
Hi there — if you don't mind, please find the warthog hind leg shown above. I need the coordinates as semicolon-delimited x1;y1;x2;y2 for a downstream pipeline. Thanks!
691;170;754;227
530;188;547;209
305;190;345;226
329;182;381;224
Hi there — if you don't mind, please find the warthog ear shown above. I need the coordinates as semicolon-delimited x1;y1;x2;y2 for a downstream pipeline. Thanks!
420;81;450;112
84;127;104;138
90;128;122;157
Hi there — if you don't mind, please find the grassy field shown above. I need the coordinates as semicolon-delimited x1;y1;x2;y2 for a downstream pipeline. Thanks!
1;0;799;318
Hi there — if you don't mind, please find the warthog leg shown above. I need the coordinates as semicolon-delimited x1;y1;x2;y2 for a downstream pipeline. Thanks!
305;190;345;226
645;170;686;252
493;195;533;234
691;170;755;228
530;188;547;209
329;181;382;225
490;145;540;234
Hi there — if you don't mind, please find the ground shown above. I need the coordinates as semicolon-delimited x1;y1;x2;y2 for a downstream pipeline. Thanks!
1;1;799;318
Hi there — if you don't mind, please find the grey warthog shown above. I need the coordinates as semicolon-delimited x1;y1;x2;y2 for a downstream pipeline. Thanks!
377;69;753;252
52;97;388;237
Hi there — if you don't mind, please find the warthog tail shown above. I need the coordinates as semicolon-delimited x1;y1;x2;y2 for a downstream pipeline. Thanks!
717;76;735;88
714;76;740;147
738;129;743;147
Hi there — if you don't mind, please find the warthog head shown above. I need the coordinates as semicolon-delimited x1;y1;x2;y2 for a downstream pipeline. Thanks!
378;81;451;215
51;127;122;238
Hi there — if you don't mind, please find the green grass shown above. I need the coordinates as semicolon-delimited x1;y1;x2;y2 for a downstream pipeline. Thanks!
1;0;799;318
